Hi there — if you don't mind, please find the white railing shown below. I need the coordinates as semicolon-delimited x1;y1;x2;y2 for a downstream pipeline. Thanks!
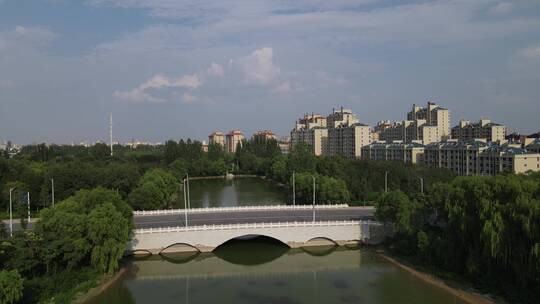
134;204;350;216
134;220;379;234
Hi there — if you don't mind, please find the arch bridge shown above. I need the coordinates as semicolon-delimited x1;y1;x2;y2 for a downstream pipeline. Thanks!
129;220;390;255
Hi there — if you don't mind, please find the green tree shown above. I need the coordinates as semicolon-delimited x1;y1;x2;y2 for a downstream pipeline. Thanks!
0;270;24;304
87;203;130;274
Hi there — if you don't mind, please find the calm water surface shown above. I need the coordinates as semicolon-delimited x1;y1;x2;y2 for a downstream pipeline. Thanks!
93;239;466;304
178;177;287;208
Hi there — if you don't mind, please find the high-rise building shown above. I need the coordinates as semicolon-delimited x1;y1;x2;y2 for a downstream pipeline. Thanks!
291;113;329;156
208;131;225;147
253;130;277;141
451;118;506;142
225;130;245;153
380;101;450;145
290;108;370;158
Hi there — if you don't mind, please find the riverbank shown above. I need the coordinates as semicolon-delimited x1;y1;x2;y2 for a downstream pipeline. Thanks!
375;249;497;304
74;267;129;304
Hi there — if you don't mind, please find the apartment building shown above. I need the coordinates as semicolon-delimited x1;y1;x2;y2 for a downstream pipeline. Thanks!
225;130;245;153
526;139;540;153
380;102;450;145
451;119;506;142
208;131;225;147
291;108;370;158
328;123;371;159
361;141;425;164
253;130;277;141
423;140;540;175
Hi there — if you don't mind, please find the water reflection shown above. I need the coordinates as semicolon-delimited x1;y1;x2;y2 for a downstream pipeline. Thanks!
213;235;290;265
159;251;201;264
94;243;467;304
301;245;338;257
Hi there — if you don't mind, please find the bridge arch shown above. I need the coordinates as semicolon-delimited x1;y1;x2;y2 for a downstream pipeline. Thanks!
158;242;201;255
213;234;291;251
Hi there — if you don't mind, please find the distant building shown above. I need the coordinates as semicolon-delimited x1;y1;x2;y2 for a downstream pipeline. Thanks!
328;123;371;159
291;113;329;156
380;102;450;145
202;141;209;152
208;131;225;147
361;141;425;164
451;118;506;142
290;108;370;158
253;130;277;141
423;140;540;175
225;130;245;153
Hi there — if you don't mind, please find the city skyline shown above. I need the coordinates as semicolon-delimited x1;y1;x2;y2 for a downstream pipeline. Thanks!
1;0;540;144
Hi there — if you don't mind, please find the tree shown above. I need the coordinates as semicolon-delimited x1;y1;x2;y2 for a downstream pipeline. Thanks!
0;270;24;304
128;182;166;210
87;203;129;274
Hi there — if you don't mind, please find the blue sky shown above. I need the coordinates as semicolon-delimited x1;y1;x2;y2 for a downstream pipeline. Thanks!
1;0;540;144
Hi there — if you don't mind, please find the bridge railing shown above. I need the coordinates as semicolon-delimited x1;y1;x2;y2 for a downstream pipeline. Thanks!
134;204;351;216
134;220;380;234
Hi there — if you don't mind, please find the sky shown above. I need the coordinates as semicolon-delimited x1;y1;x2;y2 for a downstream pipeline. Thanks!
0;0;539;144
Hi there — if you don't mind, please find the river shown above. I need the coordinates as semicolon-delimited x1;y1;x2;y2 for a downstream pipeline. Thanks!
92;178;467;303
91;238;466;304
176;177;287;208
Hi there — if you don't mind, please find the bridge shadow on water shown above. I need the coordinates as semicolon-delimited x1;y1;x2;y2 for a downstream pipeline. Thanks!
213;235;290;266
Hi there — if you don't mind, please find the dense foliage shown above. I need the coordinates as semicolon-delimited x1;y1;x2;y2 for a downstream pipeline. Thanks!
0;270;24;304
376;173;540;303
0;188;132;303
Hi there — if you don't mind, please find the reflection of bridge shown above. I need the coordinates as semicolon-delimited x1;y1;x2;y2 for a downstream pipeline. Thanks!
131;248;368;280
129;205;389;254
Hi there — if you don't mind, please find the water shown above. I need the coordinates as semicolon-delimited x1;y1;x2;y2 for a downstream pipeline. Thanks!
93;239;466;304
179;177;287;208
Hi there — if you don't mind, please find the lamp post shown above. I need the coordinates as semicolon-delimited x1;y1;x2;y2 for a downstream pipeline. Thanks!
312;176;316;222
186;173;190;210
419;177;424;195
9;187;15;237
292;171;296;206
51;178;55;206
183;178;188;227
385;171;388;193
27;191;30;222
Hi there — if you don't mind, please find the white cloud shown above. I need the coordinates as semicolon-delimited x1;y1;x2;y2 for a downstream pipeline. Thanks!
488;2;514;15
274;81;291;93
0;25;56;54
114;73;202;103
519;45;540;60
206;62;224;77
232;47;280;85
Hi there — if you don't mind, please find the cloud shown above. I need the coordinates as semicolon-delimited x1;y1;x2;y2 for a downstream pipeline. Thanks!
114;73;202;103
487;2;514;15
232;47;280;85
181;93;198;103
206;62;224;77
519;45;540;60
0;25;56;54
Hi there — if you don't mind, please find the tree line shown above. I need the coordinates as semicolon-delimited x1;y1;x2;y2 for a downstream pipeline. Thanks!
375;173;540;303
0;187;132;303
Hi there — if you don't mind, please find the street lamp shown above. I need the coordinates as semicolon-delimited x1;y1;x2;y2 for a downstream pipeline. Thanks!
51;178;55;206
385;171;388;193
9;187;15;237
183;178;188;227
27;191;30;222
292;171;296;206
312;176;316;222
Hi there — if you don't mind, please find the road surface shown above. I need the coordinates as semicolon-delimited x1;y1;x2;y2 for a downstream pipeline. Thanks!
3;206;376;231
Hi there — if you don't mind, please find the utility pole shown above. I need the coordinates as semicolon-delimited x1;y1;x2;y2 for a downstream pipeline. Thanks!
51;178;55;206
419;177;424;194
312;176;316;222
186;173;190;210
183;179;188;227
27;191;30;222
292;171;296;206
385;171;388;193
109;113;114;157
9;187;15;237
